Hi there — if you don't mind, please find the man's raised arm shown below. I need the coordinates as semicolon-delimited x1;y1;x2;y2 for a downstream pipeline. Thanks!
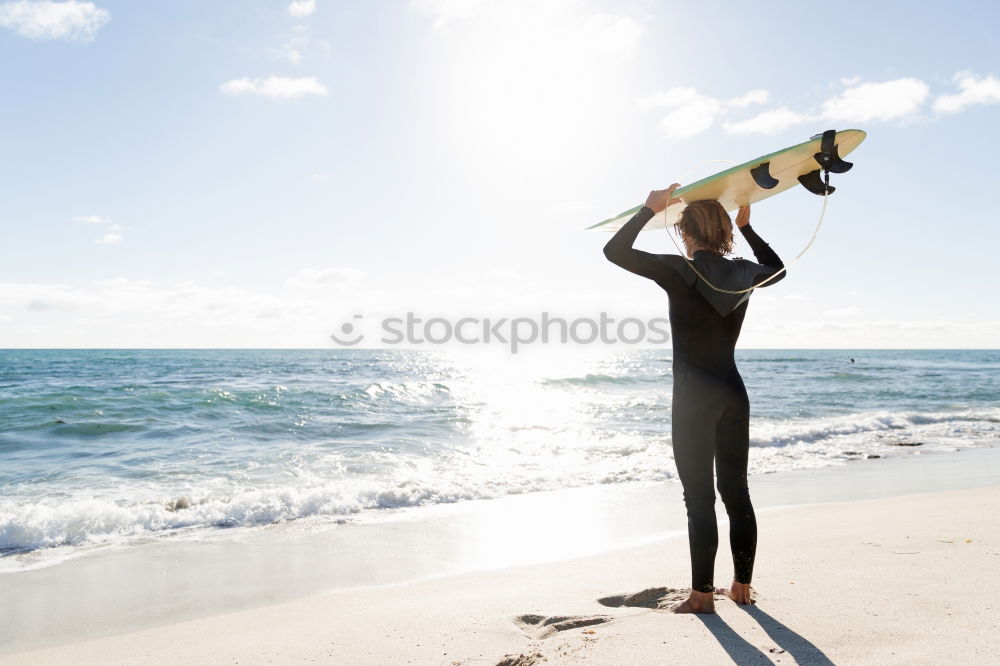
602;185;682;282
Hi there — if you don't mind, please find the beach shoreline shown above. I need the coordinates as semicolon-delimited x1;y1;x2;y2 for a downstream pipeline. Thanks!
3;444;1000;664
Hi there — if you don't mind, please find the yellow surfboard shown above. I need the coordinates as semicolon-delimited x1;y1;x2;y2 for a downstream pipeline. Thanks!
587;129;867;232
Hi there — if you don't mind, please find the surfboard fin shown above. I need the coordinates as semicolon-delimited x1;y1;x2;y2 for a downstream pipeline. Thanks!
798;169;835;195
813;129;854;174
799;129;853;194
750;162;779;189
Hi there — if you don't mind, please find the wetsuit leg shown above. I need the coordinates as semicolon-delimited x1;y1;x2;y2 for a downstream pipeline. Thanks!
671;366;721;594
714;369;757;585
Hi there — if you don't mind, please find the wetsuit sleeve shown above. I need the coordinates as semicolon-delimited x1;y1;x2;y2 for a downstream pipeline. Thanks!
602;206;683;285
738;223;786;286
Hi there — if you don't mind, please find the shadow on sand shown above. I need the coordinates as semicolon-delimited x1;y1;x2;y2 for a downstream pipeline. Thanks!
697;604;835;665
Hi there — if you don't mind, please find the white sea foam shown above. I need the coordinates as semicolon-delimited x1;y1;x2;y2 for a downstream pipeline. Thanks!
2;407;996;564
751;407;1000;449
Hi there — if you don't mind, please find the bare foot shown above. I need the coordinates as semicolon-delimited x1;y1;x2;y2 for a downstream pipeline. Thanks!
670;589;715;614
713;581;755;605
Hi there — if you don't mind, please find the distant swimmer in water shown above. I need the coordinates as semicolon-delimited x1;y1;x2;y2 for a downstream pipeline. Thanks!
603;183;785;614
850;358;855;363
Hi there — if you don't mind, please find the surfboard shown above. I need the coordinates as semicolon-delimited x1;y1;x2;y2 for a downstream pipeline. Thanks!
587;129;867;232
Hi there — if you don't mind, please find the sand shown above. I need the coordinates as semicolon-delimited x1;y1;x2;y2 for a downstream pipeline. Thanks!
4;478;999;665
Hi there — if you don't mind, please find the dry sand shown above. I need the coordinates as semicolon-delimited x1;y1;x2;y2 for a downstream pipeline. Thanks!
5;483;999;665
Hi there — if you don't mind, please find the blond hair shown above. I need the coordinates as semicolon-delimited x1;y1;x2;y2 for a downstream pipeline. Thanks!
675;200;733;256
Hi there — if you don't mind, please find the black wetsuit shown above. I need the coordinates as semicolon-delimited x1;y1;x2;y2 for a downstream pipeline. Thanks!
602;205;785;593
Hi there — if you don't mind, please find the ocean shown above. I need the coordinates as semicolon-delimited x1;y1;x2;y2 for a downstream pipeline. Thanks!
1;348;998;570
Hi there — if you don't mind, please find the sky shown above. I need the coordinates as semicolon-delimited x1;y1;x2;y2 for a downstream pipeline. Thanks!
1;0;998;349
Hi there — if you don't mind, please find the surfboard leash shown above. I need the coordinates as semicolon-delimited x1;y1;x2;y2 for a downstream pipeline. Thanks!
663;187;830;295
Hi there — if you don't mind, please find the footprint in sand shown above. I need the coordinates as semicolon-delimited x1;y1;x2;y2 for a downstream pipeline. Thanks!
512;613;613;640
493;652;545;666
597;586;689;610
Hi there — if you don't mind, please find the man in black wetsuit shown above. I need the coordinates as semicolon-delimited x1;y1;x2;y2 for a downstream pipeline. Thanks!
603;183;785;614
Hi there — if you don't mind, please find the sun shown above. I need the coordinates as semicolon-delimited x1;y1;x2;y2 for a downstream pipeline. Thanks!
425;3;648;190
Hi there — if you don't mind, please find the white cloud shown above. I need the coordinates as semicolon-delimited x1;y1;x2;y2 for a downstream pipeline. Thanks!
641;88;725;139
652;72;1000;138
636;86;705;111
577;12;644;60
819;77;929;122
0;275;401;347
269;33;329;65
72;213;127;243
741;319;1000;350
73;214;110;224
822;306;862;318
288;0;315;17
933;71;1000;114
271;42;303;64
0;0;109;41
411;0;493;32
728;89;770;108
2;275;997;348
95;231;123;244
640;71;1000;141
219;76;327;99
285;266;365;289
656;99;723;139
723;107;810;135
638;86;770;140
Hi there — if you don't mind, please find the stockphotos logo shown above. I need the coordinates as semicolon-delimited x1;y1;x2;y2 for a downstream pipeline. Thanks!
330;312;670;353
329;314;365;346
